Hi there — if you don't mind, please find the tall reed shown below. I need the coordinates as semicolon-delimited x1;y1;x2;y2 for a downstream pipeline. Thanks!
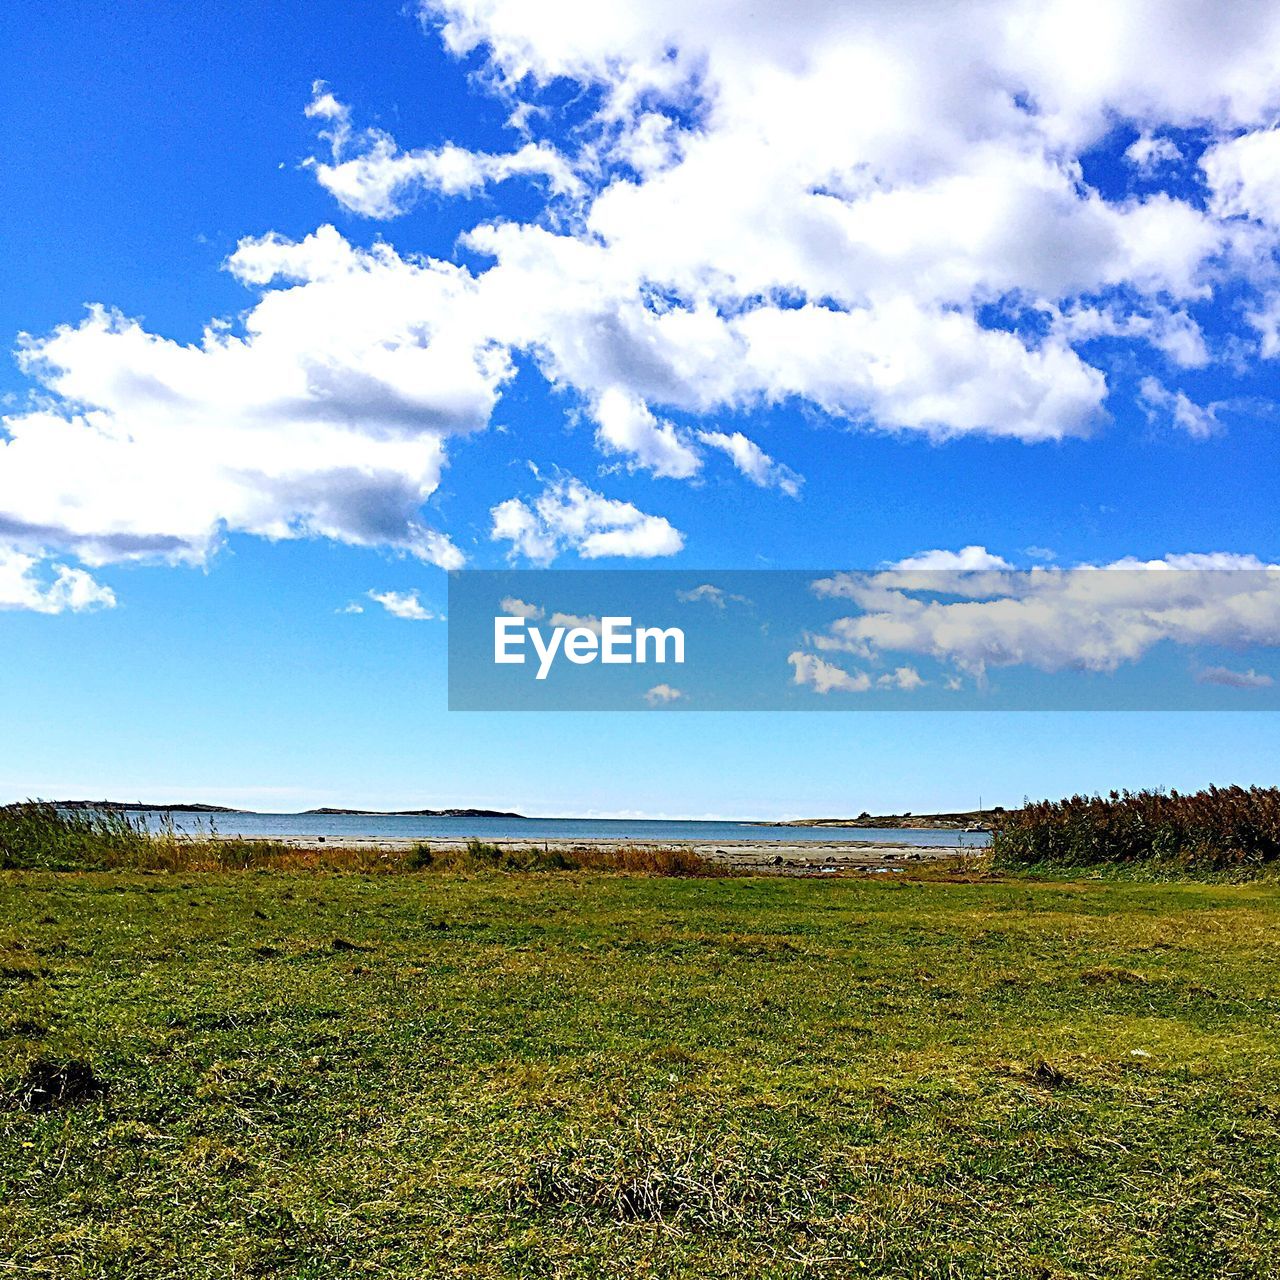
0;807;733;877
991;785;1280;870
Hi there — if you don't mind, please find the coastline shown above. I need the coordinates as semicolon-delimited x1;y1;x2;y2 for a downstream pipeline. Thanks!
215;833;984;874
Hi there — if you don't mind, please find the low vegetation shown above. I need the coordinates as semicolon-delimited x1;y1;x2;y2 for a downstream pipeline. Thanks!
3;868;1280;1277
5;795;1280;1273
0;802;295;873
992;785;1280;873
408;838;731;877
0;804;729;877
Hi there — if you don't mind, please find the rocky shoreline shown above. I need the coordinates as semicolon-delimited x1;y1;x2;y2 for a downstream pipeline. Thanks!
226;833;984;875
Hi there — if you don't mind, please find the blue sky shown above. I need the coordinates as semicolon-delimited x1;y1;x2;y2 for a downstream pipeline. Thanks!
3;0;1280;815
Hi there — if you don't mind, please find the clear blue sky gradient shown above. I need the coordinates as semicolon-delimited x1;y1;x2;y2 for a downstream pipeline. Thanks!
3;0;1279;814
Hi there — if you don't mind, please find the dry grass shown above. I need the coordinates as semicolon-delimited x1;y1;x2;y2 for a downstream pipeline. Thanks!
497;1123;818;1229
409;838;735;876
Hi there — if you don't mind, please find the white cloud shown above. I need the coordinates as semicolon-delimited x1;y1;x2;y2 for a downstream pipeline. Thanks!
3;228;481;573
1246;293;1280;358
1125;131;1183;172
412;0;1268;374
1137;376;1220;439
1196;664;1274;689
367;588;438;620
788;651;872;695
490;475;684;563
321;0;1274;451
424;1;1280;140
13;3;1280;604
591;387;700;479
548;610;603;635
315;135;581;220
0;544;115;614
676;583;750;609
499;596;544;620
1202;127;1280;225
806;556;1280;679
644;682;685;705
696;430;802;496
878;665;926;691
304;84;349;124
496;597;602;631
305;84;581;218
892;546;1012;572
1053;303;1209;368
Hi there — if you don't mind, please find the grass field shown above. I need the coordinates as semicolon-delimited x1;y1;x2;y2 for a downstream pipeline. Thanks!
3;868;1279;1278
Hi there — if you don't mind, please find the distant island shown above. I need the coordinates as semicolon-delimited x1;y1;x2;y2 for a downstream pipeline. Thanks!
768;809;1005;831
44;801;992;828
301;808;526;818
55;800;242;813
48;801;527;819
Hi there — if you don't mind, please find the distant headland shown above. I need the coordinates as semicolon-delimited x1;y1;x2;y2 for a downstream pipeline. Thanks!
49;800;527;819
768;809;1003;830
301;807;526;818
56;800;242;813
45;801;995;827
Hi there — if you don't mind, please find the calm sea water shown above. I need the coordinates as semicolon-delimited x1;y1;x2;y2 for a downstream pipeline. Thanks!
129;811;989;846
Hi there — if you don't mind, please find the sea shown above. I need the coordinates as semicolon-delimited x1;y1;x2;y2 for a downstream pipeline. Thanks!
122;811;990;846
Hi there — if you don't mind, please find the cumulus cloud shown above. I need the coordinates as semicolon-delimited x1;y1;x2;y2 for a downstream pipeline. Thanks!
676;583;750;609
1246;294;1280;359
891;546;1012;572
425;0;1280;137
878;665;926;691
1196;665;1275;689
804;556;1280;679
1125;132;1183;172
1202;127;1280;226
788;651;872;695
299;0;1280;463
497;597;601;631
2;228;482;574
305;83;580;218
408;0;1277;444
1052;303;1209;368
13;3;1280;606
368;589;438;620
548;611;603;635
644;682;685;705
490;475;684;563
0;544;115;614
696;430;802;496
591;388;700;478
1137;376;1220;438
499;596;544;620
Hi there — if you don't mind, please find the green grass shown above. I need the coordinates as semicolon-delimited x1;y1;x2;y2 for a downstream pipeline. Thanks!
3;869;1280;1278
